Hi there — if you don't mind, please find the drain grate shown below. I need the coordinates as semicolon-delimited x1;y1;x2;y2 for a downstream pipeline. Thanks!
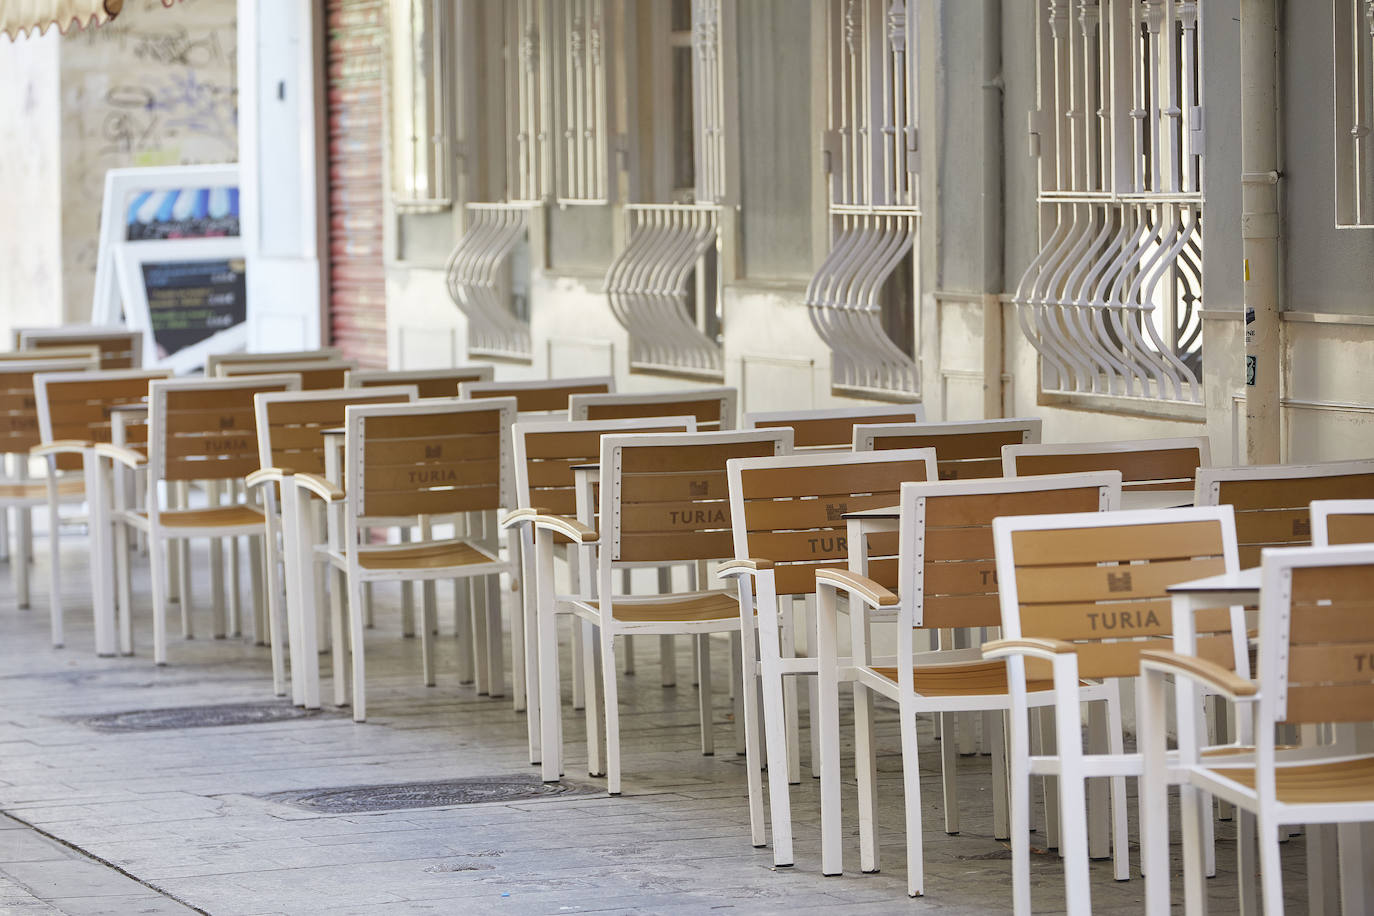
73;702;331;732
263;774;600;813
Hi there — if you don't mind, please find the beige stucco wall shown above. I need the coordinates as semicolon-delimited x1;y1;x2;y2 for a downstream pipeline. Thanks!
58;0;238;322
0;31;63;344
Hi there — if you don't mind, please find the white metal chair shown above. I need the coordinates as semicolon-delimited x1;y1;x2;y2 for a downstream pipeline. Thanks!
33;367;172;653
250;385;419;706
501;415;699;766
569;386;738;431
815;471;1122;895
1004;436;1210;509
1139;544;1374;915
529;428;792;792
718;446;939;867
18;326;143;369
853;416;1042;479
204;348;342;375
103;375;300;664
1312;498;1374;547
743;403;924;451
302;397;520;721
982;505;1249;915
459;375;615;414
217;359;355;391
349;365;494;397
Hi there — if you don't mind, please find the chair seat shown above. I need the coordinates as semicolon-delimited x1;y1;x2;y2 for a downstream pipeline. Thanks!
0;477;83;504
872;659;1059;697
138;505;266;529
356;538;499;571
1210;754;1374;804
611;590;739;623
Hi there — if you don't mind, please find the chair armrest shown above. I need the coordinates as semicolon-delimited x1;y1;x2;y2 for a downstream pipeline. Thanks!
815;568;898;607
531;514;598;544
294;472;344;503
717;558;774;579
500;507;538;530
93;443;146;469
1140;649;1259;701
31;440;91;458
246;467;293;491
982;637;1078;662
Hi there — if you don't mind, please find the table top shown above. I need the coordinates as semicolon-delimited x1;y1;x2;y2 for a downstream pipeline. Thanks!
1166;567;1261;595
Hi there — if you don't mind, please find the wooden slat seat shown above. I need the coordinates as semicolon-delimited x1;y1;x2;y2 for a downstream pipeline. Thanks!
610;591;738;623
134;505;267;529
356;539;498;571
1212;757;1374;804
871;661;1060;697
0;478;83;503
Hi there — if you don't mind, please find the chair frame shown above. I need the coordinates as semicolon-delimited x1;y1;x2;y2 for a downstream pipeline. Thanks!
1003;436;1210;490
459;375;615;413
204;348;342;375
568;387;738;430
1311;498;1374;546
743;403;924;450
349;366;494;397
983;505;1248;915
217;359;355;390
18;327;143;369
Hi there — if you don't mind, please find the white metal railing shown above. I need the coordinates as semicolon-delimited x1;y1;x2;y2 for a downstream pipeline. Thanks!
445;204;534;359
808;0;921;396
1335;0;1374;226
507;0;550;204
691;0;729;204
1015;0;1205;403
807;210;919;395
605;204;722;376
552;0;611;204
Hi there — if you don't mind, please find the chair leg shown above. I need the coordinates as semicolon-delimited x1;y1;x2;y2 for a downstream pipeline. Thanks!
15;503;29;610
1258;818;1285;916
1179;784;1210;915
730;631;746;754
420;578;436;687
900;702;925;897
364;581;374;629
536;530;562;783
601;628;622;795
658;568;675;687
1054;717;1092;916
264;518;290;700
348;571;368;722
114;518;133;656
46;486;63;648
330;566;349;707
1009;702;1033;916
780;601;801;785
805;598;821;779
582;619;603;776
1237;809;1259;916
400;528;415;637
736;621;766;848
485;574;503;698
1141;670;1173;915
992;711;1010;841
854;680;879;873
228;536;241;639
1306;825;1340;916
941;712;960;834
149;533;169;666
509;541;526;715
472;579;491;695
455;579;473;683
571;617;586;711
697;633;714;756
763;625;797;870
1037;707;1061;850
1338;821;1368;914
175;482;191;638
248;530;265;646
1104;689;1129;880
1086;698;1111;862
516;534;539;761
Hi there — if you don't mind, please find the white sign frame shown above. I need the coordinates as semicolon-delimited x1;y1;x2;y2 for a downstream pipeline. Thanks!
92;164;243;327
115;239;249;376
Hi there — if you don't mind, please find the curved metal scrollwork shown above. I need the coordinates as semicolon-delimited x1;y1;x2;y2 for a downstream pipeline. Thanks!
445;205;533;360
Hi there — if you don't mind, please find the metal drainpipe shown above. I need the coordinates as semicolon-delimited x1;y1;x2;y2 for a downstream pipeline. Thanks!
1240;0;1282;464
982;0;1005;419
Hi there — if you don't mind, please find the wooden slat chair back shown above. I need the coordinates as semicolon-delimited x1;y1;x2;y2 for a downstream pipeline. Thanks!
569;387;738;431
728;448;938;599
204;348;342;375
460;375;615;414
514;416;698;521
349;366;494;398
1196;461;1374;568
854;417;1042;480
743;403;924;451
602;430;792;566
1311;498;1374;546
346;397;517;522
150;376;301;484
218;359;354;391
35;369;172;472
255;386;418;477
18;327;142;369
995;506;1242;681
0;345;101;364
0;357;97;459
1004;435;1210;493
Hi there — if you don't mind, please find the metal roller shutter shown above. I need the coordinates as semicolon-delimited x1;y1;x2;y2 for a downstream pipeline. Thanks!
325;0;387;368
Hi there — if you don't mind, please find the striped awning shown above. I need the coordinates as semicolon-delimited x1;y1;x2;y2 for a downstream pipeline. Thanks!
0;0;179;41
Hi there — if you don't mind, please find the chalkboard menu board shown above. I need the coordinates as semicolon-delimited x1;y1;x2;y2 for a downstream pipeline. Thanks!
140;258;247;359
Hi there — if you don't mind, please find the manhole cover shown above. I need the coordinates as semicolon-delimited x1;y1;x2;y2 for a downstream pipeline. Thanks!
73;703;330;732
263;774;600;813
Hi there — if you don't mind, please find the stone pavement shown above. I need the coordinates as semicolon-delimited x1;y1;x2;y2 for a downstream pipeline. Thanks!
0;533;1312;915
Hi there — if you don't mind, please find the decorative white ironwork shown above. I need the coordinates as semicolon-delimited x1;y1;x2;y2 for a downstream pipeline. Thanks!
605;204;722;376
389;0;453;211
691;0;729;204
807;211;919;394
551;0;610;203
1014;0;1205;403
507;0;550;203
808;0;921;396
1335;0;1374;226
446;205;533;359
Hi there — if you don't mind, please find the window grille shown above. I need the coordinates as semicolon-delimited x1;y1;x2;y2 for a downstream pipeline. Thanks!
446;204;534;359
1335;0;1374;227
807;0;922;397
551;0;612;204
603;0;731;378
506;0;551;204
389;0;453;211
1014;0;1204;403
606;204;721;376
